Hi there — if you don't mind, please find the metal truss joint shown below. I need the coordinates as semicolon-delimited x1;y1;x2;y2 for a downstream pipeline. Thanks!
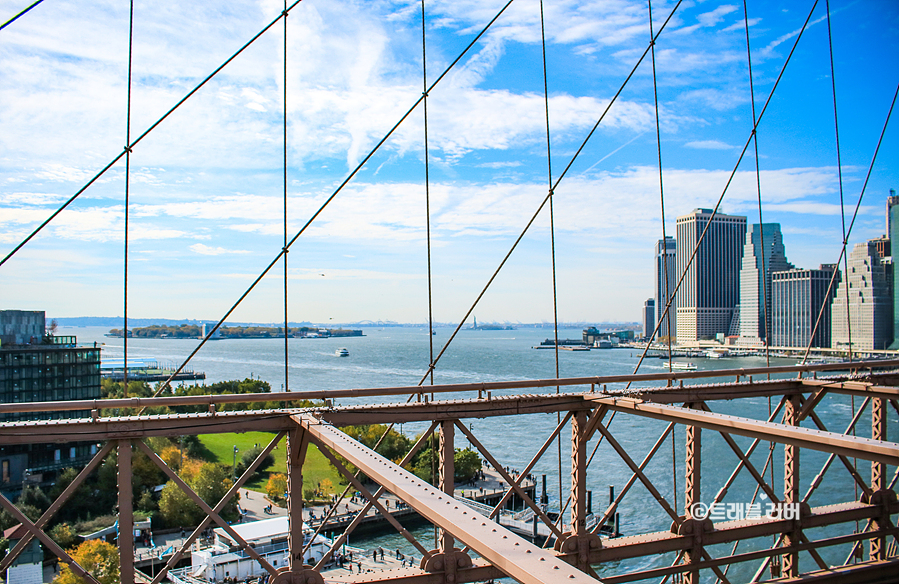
270;567;324;584
420;548;473;583
554;532;601;572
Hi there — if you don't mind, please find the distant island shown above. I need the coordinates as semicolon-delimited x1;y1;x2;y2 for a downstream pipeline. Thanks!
107;324;363;339
470;316;514;330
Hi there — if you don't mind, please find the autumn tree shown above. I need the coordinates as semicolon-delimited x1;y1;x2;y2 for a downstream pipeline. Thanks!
53;539;119;584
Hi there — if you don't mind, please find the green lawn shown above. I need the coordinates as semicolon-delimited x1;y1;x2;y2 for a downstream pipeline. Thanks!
198;431;345;493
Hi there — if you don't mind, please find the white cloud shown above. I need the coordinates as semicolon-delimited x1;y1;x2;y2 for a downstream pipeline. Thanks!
685;140;735;150
190;243;250;255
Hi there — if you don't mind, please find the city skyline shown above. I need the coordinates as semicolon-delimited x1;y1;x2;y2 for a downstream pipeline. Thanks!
1;0;897;324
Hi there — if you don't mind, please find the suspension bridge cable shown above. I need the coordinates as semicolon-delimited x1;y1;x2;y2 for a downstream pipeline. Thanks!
800;96;899;364
0;0;42;32
741;0;776;519
417;0;686;386
0;0;305;269
421;0;435;388
740;0;771;374
123;0;134;399
646;0;676;513
647;0;672;371
829;0;852;363
142;0;519;401
283;0;290;391
538;0;564;521
627;0;822;389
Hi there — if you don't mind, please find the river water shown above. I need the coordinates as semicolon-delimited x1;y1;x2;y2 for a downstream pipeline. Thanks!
62;325;896;582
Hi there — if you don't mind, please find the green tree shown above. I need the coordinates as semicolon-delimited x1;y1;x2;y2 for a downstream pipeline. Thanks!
49;522;79;551
157;462;238;527
454;448;481;482
17;485;51;514
234;444;275;478
53;539;119;584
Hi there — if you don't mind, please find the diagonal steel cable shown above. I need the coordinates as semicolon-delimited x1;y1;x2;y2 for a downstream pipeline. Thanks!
0;0;42;32
799;82;899;364
628;0;823;388
1;1;305;268
138;0;519;401
417;0;685;387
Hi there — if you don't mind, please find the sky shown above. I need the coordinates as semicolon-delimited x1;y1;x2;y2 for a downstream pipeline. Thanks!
1;0;897;325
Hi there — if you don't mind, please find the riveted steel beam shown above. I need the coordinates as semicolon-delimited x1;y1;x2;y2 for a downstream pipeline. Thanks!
293;414;599;584
587;396;899;465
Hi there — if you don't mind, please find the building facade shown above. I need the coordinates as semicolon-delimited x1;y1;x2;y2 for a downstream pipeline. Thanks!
739;224;793;342
0;310;102;494
675;209;747;343
831;242;893;351
888;191;899;348
771;265;839;348
654;236;676;340
643;298;655;339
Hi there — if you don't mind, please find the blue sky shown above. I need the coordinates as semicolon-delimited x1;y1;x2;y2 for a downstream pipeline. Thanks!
1;0;897;324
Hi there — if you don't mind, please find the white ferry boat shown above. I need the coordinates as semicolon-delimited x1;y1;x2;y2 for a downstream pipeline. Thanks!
335;347;349;357
671;362;697;371
170;517;333;583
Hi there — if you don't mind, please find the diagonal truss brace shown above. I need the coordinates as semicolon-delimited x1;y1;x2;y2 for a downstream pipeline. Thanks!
136;435;284;582
455;419;565;540
0;492;99;583
0;441;115;572
589;396;899;465
294;414;599;584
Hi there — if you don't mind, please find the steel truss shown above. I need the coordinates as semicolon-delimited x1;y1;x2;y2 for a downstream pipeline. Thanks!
0;362;897;584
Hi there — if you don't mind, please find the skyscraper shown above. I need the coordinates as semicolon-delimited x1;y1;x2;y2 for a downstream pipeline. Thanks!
654;236;676;340
675;209;747;343
739;224;793;342
831;241;893;351
771;265;839;348
643;298;655;339
888;191;899;348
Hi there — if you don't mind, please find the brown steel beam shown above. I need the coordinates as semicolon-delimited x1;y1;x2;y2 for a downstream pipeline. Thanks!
800;378;899;400
3;359;897;417
783;394;800;578
0;410;293;444
294;414;600;584
0;441;115;572
454;420;564;541
287;427;309;572
118;440;135;584
587;396;899;465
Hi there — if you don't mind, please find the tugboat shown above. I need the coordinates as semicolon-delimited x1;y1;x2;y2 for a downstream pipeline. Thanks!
335;347;349;357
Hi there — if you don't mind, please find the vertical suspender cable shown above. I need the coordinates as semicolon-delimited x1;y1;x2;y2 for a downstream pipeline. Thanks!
647;0;676;515
741;0;770;375
123;0;134;398
647;0;672;371
421;0;436;549
538;0;563;515
421;0;435;389
741;0;775;504
283;0;290;391
824;0;852;363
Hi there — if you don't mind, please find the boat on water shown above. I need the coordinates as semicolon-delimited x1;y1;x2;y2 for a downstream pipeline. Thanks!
170;517;335;583
335;347;349;357
671;362;697;371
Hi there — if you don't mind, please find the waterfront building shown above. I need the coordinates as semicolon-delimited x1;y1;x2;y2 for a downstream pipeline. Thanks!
654;236;676;340
0;310;101;494
642;298;655;338
738;224;794;343
675;209;747;343
831;241;894;351
771;265;839;348
888;191;899;348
